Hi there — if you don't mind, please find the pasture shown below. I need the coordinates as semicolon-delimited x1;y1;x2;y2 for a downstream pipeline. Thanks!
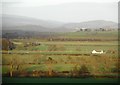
1;31;119;81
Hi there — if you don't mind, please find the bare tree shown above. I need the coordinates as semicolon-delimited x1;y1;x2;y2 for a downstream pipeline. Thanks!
9;56;25;77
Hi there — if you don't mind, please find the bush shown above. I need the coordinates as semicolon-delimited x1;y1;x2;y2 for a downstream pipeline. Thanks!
2;38;15;51
79;65;92;78
71;65;80;77
71;64;92;78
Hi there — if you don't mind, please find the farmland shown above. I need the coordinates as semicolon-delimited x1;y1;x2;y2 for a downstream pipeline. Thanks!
1;30;119;82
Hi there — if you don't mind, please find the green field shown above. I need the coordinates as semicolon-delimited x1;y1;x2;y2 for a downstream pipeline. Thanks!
1;31;119;83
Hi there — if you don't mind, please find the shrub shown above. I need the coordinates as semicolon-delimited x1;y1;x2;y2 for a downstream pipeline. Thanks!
79;65;92;78
2;38;15;51
71;64;92;78
71;65;80;77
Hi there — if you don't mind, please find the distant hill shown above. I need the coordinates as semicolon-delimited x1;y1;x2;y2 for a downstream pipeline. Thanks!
2;14;64;32
62;20;118;29
2;14;118;32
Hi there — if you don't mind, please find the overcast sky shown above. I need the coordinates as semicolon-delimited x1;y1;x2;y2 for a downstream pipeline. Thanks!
1;0;119;23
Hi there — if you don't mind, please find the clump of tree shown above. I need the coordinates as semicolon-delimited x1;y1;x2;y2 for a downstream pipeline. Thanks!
2;38;15;51
79;65;92;78
71;64;92;78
